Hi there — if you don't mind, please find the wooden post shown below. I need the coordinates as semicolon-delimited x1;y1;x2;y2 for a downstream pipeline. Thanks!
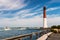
18;38;22;40
39;32;41;37
30;34;32;40
35;32;38;39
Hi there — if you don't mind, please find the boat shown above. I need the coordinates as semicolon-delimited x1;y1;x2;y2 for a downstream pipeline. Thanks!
4;26;11;30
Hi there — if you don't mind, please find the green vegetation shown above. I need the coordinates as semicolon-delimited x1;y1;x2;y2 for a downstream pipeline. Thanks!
51;25;60;29
51;25;60;33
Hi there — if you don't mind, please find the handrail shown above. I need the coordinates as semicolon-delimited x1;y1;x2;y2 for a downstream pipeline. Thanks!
4;33;32;40
3;30;50;40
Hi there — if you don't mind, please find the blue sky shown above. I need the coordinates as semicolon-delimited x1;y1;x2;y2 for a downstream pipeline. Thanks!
0;0;60;27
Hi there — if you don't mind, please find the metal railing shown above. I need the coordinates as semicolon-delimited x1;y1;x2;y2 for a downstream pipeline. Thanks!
4;30;50;40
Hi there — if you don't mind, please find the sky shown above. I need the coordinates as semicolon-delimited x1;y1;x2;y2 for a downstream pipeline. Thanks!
0;0;60;27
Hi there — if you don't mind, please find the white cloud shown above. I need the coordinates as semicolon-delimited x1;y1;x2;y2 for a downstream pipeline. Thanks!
47;14;60;18
0;7;43;27
0;5;43;19
47;7;60;11
47;17;60;27
13;7;43;18
0;0;60;27
0;0;28;10
47;0;60;4
0;13;60;27
0;16;43;27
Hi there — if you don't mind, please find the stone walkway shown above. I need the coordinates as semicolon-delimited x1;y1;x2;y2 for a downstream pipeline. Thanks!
47;33;60;40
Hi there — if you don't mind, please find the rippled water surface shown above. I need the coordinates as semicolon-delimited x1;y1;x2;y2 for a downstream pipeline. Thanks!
0;29;41;40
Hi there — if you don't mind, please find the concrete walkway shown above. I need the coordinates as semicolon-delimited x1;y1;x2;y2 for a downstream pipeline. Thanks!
37;32;52;40
47;33;60;40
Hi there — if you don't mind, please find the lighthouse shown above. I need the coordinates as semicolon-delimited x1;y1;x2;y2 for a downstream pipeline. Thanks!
43;6;47;28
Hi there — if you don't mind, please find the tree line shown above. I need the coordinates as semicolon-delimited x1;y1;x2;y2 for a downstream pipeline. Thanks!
51;25;60;29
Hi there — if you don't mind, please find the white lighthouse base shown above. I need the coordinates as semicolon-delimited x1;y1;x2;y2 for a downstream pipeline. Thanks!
43;18;47;28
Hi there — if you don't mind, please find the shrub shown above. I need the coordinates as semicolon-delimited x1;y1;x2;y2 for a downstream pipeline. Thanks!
51;29;57;33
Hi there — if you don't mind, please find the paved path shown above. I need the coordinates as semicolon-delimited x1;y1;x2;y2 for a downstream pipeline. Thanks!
47;33;60;40
37;32;52;40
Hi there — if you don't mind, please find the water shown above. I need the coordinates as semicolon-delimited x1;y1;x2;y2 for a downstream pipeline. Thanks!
0;29;41;40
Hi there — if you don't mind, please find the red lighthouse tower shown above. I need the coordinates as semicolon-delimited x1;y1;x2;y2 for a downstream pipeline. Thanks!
43;6;47;28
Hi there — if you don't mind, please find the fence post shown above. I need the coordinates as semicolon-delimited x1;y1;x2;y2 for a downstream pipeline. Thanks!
30;34;32;40
18;38;22;40
36;32;38;39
